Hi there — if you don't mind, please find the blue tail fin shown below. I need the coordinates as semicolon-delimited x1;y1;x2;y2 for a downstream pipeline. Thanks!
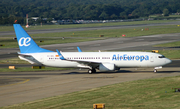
13;24;53;53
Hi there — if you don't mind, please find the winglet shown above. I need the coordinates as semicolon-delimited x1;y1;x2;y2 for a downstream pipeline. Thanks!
77;46;82;52
56;49;66;60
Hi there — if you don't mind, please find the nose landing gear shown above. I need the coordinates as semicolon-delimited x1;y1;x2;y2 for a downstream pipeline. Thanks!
153;69;157;73
153;66;162;73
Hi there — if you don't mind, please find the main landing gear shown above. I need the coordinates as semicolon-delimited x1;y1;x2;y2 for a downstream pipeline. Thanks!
88;69;96;74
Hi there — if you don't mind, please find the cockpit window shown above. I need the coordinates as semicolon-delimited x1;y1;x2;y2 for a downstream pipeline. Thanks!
158;55;166;58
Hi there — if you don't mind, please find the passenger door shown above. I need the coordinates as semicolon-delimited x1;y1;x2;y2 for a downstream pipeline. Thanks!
150;55;154;62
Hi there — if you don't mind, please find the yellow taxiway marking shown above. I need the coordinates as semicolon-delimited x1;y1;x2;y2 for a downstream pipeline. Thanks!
0;78;30;88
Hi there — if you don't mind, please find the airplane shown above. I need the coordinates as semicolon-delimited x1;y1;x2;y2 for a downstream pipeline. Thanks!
13;24;172;74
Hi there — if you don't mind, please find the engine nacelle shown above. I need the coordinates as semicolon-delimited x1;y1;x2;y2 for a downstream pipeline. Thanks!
99;63;115;71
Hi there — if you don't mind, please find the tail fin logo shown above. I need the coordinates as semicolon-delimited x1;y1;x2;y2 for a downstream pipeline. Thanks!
19;37;31;46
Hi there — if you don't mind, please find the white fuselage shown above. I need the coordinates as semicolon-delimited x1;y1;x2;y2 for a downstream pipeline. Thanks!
19;51;172;69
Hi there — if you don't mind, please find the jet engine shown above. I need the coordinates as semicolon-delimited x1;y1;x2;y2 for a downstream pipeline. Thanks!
99;63;115;71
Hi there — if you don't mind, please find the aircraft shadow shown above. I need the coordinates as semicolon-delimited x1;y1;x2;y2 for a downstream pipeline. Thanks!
66;70;179;74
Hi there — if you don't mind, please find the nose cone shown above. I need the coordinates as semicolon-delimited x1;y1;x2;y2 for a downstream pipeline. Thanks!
166;58;172;64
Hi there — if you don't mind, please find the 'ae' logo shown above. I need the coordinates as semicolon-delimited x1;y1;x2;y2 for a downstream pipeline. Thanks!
19;37;31;46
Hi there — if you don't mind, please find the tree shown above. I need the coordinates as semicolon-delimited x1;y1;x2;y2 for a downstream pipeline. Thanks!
120;12;128;19
1;0;180;25
163;8;169;16
110;14;118;19
150;6;162;14
132;9;140;16
177;9;180;13
99;12;109;20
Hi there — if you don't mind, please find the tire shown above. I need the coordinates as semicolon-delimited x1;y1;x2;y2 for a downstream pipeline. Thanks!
88;69;96;74
88;69;92;74
153;69;157;73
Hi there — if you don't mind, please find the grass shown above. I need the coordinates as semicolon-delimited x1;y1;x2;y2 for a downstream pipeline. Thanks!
152;41;180;59
0;58;75;72
158;50;180;59
0;20;177;32
143;49;180;59
1;76;180;109
154;50;180;59
154;41;180;47
149;15;180;18
169;15;180;17
0;57;30;64
143;50;180;59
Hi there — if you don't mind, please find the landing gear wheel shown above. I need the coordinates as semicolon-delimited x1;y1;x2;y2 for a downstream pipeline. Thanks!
88;69;92;74
88;69;96;74
153;69;157;73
